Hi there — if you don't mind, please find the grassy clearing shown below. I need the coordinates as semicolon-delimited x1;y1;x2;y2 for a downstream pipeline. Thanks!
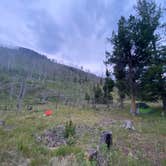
0;103;165;166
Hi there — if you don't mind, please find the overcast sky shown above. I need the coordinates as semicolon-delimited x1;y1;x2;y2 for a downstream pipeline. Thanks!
0;0;165;75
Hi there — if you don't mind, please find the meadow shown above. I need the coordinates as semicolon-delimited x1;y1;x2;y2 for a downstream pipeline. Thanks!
0;102;165;166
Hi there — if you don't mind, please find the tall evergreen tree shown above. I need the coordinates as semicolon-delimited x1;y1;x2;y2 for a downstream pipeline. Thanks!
106;0;161;114
103;69;114;104
93;84;103;104
138;45;166;112
114;64;127;109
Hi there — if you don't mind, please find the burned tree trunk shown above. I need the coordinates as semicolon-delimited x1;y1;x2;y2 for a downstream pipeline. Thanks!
100;131;112;149
17;80;26;112
9;81;14;101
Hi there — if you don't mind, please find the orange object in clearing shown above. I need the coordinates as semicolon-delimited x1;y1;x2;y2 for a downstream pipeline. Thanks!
44;110;53;116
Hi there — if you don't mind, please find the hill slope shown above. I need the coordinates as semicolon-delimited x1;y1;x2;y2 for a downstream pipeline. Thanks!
0;46;100;109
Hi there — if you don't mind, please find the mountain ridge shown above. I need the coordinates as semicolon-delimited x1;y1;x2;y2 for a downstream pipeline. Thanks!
0;46;99;78
0;46;101;108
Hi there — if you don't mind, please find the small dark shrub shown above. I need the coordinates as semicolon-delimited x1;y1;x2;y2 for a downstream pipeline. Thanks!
64;120;76;138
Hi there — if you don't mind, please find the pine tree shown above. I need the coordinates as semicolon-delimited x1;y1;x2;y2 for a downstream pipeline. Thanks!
114;64;127;109
93;84;103;104
103;69;114;105
106;0;161;115
138;45;166;112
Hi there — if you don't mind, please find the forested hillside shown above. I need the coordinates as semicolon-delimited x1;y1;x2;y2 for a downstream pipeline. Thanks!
0;46;100;110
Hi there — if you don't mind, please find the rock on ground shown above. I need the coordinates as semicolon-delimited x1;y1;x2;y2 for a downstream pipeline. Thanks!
0;120;5;126
35;125;66;148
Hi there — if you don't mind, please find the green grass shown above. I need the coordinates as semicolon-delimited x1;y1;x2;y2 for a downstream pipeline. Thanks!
53;145;82;156
0;103;165;166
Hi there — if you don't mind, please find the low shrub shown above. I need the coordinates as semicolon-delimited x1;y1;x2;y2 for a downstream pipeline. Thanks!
64;120;76;138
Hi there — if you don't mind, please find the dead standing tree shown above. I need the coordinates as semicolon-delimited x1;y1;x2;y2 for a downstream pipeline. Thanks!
17;79;26;112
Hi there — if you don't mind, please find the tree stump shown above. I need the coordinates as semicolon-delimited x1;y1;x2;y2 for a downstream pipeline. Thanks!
122;120;135;130
86;148;98;160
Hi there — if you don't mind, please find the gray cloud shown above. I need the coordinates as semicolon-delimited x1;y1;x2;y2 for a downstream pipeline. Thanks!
27;9;63;53
0;0;165;75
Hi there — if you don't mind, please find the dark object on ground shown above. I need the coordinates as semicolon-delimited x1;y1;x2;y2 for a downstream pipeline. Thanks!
27;105;33;111
136;102;155;114
86;148;98;160
100;131;112;149
122;120;135;130
0;120;5;126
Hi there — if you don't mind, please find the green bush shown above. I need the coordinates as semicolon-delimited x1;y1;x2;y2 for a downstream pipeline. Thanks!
64;120;76;138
